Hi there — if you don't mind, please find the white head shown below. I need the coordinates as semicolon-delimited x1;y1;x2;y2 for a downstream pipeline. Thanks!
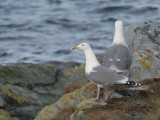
115;20;123;29
72;42;99;67
113;20;127;46
72;43;91;51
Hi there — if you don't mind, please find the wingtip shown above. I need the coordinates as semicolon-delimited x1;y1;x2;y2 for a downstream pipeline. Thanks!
125;81;141;86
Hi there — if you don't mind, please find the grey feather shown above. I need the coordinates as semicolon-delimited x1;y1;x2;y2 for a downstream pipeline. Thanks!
103;44;132;71
87;65;128;86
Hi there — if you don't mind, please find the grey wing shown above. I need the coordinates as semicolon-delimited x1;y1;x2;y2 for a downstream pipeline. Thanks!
103;45;132;70
87;65;128;85
114;46;132;70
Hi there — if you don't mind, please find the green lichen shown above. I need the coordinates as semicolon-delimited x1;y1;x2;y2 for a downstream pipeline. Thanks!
1;86;25;104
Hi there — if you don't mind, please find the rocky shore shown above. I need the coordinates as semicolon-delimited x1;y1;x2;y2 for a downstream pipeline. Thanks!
0;21;160;120
0;62;87;120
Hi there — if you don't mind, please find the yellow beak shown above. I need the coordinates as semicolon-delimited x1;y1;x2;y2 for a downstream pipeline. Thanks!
72;46;79;50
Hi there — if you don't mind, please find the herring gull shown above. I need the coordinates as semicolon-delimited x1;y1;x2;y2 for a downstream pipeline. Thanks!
103;20;132;74
103;20;140;86
72;43;128;101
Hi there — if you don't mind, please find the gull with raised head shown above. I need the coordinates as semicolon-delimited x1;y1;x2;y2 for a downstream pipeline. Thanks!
103;21;140;86
103;20;132;74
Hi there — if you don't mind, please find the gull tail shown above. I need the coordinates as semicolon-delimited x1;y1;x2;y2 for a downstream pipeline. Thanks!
117;76;128;84
125;81;141;86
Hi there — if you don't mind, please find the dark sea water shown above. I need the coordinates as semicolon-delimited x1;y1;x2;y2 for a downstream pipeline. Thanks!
0;0;160;63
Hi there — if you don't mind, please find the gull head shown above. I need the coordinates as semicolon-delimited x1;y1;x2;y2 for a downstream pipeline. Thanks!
115;20;123;30
72;43;91;51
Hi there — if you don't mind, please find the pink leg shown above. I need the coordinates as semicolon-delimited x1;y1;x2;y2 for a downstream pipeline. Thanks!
90;85;100;101
105;88;108;101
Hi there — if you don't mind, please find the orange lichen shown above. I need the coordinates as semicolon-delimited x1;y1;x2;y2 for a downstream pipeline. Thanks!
135;69;140;79
138;60;151;70
0;109;19;120
79;104;86;111
85;103;94;106
137;52;152;60
69;95;74;100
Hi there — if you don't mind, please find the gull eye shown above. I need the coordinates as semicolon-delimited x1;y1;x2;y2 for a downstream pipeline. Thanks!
82;44;84;46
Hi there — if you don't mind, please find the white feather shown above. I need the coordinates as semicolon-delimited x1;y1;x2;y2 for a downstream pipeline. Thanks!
112;20;127;47
109;58;113;61
109;65;124;73
116;59;121;61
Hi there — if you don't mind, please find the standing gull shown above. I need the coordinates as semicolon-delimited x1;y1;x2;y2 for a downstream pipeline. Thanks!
103;21;140;85
72;43;128;100
103;20;132;74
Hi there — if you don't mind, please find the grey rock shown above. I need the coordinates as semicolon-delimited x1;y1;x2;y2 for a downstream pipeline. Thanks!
133;100;149;106
58;64;88;88
8;105;43;120
96;54;104;63
0;63;61;86
124;21;160;81
0;96;5;107
114;89;137;97
128;85;149;91
2;84;42;105
44;61;81;70
70;99;107;120
108;90;123;99
0;63;88;120
120;113;146;120
114;85;149;97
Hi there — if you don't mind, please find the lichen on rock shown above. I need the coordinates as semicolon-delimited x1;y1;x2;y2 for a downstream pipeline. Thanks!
0;109;19;120
124;21;160;81
1;85;25;104
34;83;97;120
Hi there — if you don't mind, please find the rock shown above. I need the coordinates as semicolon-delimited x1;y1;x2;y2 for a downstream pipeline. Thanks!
108;90;123;99
8;106;43;120
114;85;150;97
133;100;149;106
0;63;88;120
44;61;81;70
0;96;5;107
114;89;136;97
96;54;104;64
0;109;19;120
124;21;160;81
59;64;88;88
127;85;149;91
35;82;152;120
120;113;146;120
35;83;98;120
0;63;61;86
70;99;107;120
